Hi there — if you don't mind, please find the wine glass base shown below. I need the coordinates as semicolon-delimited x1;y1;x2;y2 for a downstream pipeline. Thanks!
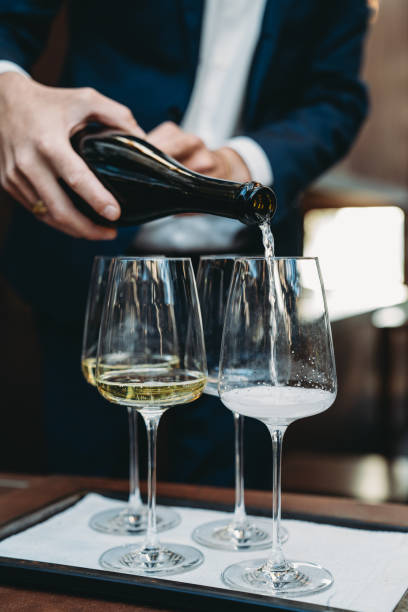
100;542;204;576
89;506;180;535
222;558;333;596
192;518;288;551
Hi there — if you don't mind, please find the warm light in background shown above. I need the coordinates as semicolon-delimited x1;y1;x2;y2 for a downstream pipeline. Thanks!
303;206;406;319
367;0;380;23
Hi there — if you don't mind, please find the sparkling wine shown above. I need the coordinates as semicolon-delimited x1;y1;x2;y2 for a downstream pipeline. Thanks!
204;368;255;397
97;368;206;408
259;220;275;259
221;386;335;424
67;124;277;227
259;220;278;384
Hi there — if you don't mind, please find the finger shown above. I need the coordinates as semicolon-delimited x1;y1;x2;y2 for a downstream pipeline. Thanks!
28;157;118;240
3;151;43;208
146;121;181;150
147;123;204;159
13;173;83;237
148;132;204;160
36;213;82;238
169;134;205;161
12;167;38;204
38;139;121;222
1;161;36;212
15;146;119;238
3;180;81;238
182;149;218;176
77;88;145;137
4;155;80;236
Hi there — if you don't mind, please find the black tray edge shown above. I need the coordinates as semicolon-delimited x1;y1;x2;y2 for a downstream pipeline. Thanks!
0;557;349;612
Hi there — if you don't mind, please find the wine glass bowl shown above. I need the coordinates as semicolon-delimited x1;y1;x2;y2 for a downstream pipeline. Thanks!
196;256;237;396
96;257;207;576
81;255;180;536
81;256;113;388
192;255;286;551
219;257;336;595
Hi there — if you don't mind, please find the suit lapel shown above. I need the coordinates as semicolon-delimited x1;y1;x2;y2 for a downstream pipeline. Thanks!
178;0;289;124
179;0;205;83
244;0;289;123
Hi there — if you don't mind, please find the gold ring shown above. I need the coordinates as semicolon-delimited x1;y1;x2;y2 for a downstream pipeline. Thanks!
31;199;48;216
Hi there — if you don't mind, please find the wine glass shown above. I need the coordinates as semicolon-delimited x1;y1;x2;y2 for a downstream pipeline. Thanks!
96;256;207;575
192;255;287;550
81;255;180;535
219;257;337;596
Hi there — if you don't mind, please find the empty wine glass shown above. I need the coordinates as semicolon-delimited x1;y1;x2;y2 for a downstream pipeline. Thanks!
219;257;337;596
96;256;207;575
192;255;287;550
81;255;180;535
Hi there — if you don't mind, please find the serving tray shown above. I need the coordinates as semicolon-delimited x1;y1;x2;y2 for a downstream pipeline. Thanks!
0;490;407;612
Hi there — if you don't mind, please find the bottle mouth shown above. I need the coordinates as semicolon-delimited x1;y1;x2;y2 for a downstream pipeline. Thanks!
238;183;277;225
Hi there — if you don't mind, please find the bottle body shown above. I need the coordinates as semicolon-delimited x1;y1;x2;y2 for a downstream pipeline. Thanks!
67;125;276;227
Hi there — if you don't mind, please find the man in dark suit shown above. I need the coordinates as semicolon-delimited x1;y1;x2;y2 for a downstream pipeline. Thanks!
0;1;369;484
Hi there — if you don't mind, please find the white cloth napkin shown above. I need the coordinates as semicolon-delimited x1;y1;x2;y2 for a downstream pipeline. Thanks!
0;493;407;612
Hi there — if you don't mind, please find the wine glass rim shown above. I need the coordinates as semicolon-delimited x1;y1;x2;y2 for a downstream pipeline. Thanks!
236;256;319;261
93;255;114;261
199;254;241;260
112;256;192;262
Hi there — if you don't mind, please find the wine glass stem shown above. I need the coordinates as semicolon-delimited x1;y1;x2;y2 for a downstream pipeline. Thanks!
232;412;247;526
266;425;288;570
127;407;143;512
142;412;161;550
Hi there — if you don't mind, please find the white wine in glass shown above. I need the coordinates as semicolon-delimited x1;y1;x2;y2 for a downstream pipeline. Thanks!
97;369;205;406
96;256;207;576
81;255;180;535
219;256;337;596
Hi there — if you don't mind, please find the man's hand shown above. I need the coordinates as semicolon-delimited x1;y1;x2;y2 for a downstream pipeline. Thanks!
146;121;251;183
0;72;145;240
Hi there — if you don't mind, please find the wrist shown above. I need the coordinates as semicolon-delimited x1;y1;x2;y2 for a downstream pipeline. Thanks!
0;60;30;79
0;71;29;85
0;72;33;104
216;147;251;183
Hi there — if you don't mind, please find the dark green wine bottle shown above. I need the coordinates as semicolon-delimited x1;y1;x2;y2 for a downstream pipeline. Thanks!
66;124;276;227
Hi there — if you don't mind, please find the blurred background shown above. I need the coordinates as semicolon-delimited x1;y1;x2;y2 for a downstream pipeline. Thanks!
1;0;408;503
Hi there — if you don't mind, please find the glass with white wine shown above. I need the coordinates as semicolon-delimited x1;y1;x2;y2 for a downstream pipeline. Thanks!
96;256;207;576
81;255;180;535
193;255;287;551
219;257;337;596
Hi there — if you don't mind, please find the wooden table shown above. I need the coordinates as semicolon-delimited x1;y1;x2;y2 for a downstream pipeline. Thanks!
1;473;408;611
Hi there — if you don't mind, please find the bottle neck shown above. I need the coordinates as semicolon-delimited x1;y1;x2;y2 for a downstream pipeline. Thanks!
236;183;277;226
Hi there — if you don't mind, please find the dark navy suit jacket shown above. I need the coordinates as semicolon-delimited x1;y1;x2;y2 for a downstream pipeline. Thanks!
0;0;369;325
